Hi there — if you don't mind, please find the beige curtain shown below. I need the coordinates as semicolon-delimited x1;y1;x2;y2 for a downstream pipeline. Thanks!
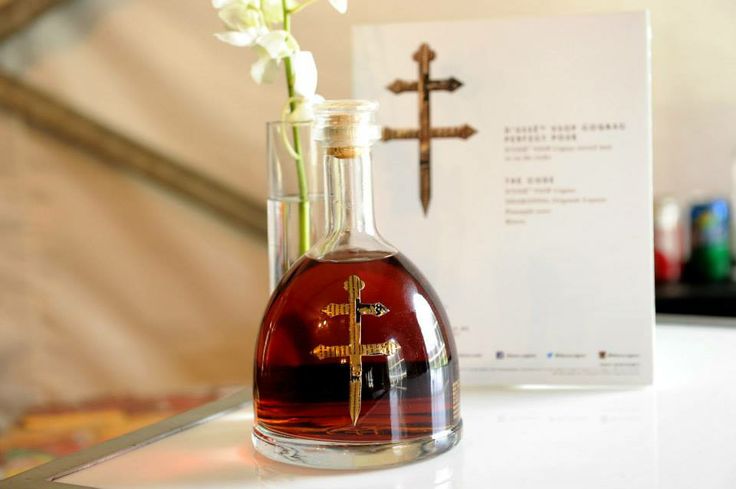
0;107;268;422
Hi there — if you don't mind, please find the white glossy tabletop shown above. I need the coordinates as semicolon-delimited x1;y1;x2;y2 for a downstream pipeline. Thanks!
62;322;736;489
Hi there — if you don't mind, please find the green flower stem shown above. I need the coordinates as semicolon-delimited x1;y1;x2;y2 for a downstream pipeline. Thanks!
282;0;310;254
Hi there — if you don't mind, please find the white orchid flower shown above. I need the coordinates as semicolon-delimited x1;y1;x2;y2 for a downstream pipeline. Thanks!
211;0;240;8
250;50;281;84
213;0;267;47
291;51;317;97
328;0;348;14
216;0;263;31
287;51;321;120
261;0;299;25
257;30;299;59
212;0;344;104
214;28;266;47
250;30;299;84
261;0;283;25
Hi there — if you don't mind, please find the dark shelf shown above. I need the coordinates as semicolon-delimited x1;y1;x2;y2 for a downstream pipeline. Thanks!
656;282;736;317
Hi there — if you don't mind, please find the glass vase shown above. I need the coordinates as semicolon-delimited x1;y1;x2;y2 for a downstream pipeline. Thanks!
267;121;327;290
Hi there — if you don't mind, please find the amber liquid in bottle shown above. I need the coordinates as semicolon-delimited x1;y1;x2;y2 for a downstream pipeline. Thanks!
255;251;460;442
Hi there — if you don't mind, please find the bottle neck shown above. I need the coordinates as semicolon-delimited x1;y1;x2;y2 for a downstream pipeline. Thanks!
327;148;376;235
309;146;395;260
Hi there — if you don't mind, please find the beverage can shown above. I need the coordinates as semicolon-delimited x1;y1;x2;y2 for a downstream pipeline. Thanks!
653;197;683;282
689;198;732;282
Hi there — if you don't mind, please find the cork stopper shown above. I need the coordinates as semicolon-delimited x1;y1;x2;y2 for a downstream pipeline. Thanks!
313;100;381;159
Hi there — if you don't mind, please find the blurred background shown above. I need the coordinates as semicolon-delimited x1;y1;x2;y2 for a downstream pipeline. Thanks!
0;0;735;477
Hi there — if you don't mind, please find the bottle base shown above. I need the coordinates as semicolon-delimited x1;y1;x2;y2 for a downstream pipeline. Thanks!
252;421;462;470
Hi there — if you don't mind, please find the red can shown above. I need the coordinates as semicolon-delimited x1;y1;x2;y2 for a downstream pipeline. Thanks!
654;197;684;282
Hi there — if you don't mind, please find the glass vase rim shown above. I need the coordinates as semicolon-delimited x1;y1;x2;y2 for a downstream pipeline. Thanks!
266;119;313;128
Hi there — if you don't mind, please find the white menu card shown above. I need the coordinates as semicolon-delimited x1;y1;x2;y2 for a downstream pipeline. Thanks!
353;12;654;385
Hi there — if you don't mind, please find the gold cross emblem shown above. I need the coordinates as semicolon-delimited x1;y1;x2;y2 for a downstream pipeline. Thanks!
311;275;399;426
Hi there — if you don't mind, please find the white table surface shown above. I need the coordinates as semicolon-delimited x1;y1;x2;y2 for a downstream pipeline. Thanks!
61;322;736;489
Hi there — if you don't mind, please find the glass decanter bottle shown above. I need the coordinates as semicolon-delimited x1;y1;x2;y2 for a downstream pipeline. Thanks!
253;100;461;469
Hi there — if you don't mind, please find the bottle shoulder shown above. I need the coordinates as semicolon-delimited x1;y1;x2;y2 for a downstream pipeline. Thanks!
306;231;398;262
